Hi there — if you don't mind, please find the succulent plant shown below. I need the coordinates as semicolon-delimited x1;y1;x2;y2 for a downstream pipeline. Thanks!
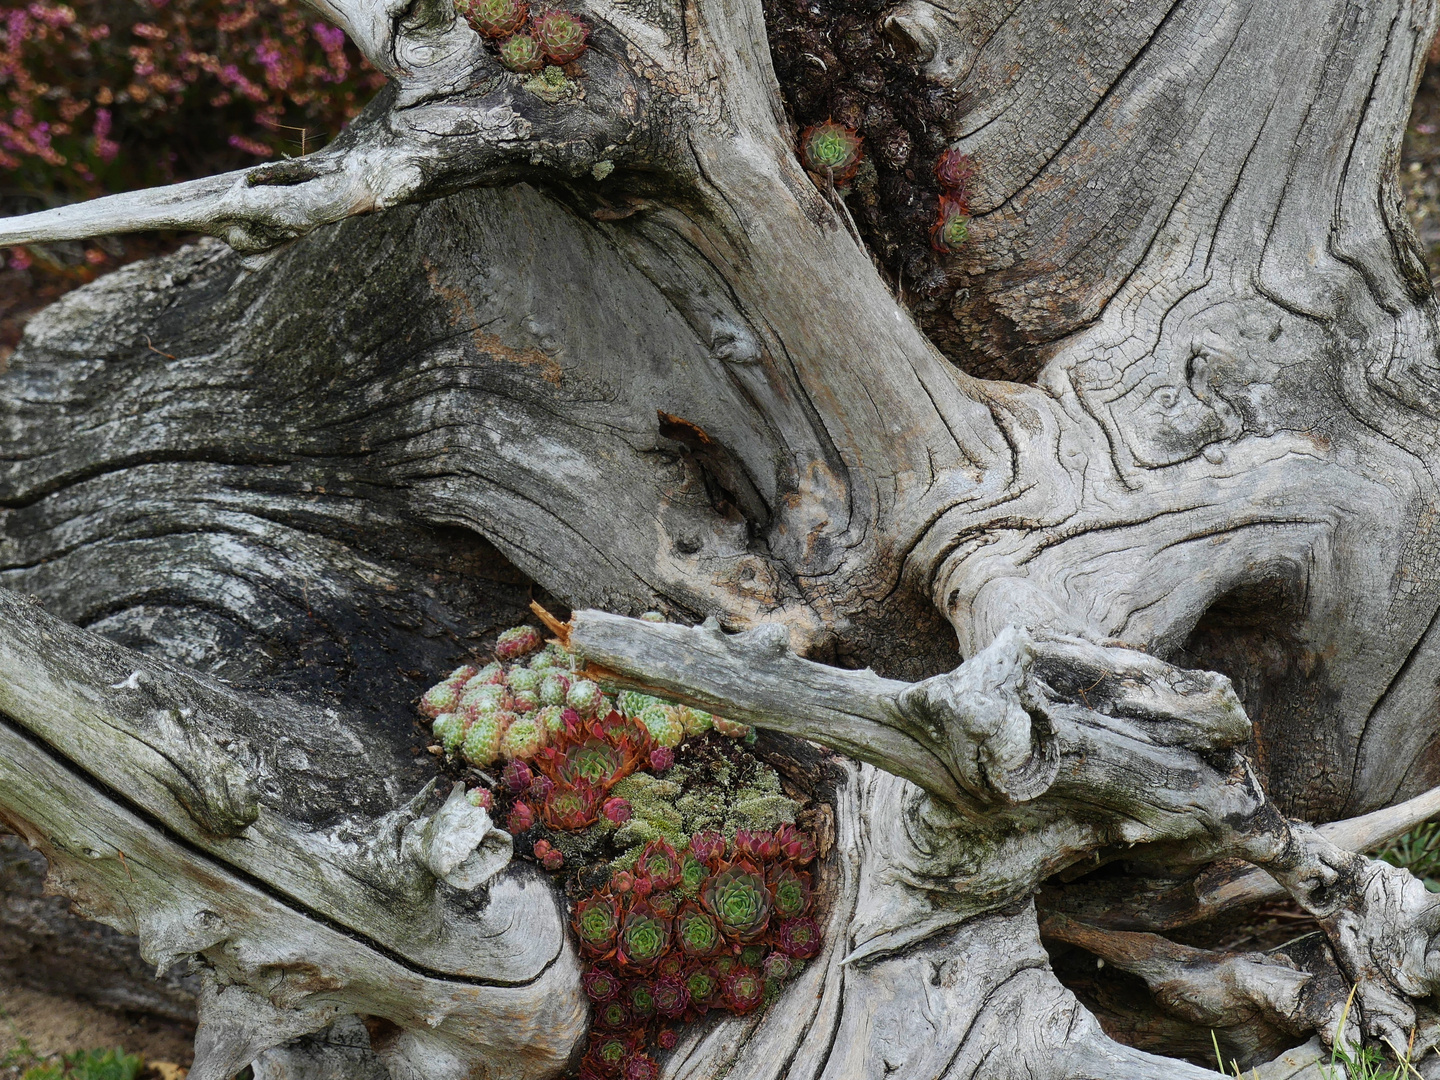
591;1032;634;1073
508;800;536;833
610;869;635;894
618;690;661;716
652;974;690;1018
762;951;793;983
603;796;632;824
473;661;506;683
534;704;567;740
622;1055;658;1080
594;999;631;1029
495;624;545;660
721;968;766;1013
647;890;680;918
657;1029;678;1050
617;904;670;970
929;194;969;253
775;916;820;959
465;785;494;810
532;8;589;63
583;968;622;1003
542;779;605;829
420;682;462;717
934;147;974;193
533;838;565;870
528;650;559;672
530;774;555;801
768;865;812;918
635;838;682;888
501;716;545;758
703;866;772;941
503;759;534;794
461;711;509;765
567;678;604;717
539;672;571;706
678;706;713;736
463;0;527;36
733;829;777;861
636;704;683;748
445;663;480;684
685;966;719;1007
799;121;863;184
678;853;708;897
574;894;621;957
675;907;722;957
508;667;542;693
712;716;751;739
512;689;541;713
432;712;465;754
648;746;675;772
689;831;726;867
459;682;508;713
626;981;657;1021
774;823;817;865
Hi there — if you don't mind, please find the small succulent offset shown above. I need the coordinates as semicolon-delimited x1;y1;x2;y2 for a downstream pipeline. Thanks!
799;120;863;185
498;33;546;72
930;194;970;254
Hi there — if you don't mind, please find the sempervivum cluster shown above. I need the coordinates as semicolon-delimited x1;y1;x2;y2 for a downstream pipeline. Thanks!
455;0;590;72
930;147;975;254
573;828;820;1074
420;624;753;832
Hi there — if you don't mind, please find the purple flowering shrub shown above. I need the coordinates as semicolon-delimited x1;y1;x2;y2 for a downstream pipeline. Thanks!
0;0;385;199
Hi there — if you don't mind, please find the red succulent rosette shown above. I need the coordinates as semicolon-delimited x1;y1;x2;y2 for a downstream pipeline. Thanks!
626;979;657;1019
688;830;726;867
593;997;631;1029
573;894;621;958
583;967;623;1003
732;828;777;861
776;916;821;959
933;147;975;194
652;973;691;1018
622;1055;659;1080
647;889;681;918
773;824;817;865
616;902;671;971
634;838;682;889
721;967;766;1013
585;1030;643;1076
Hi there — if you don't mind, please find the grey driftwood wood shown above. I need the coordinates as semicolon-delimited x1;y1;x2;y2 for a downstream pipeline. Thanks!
4;0;1440;1075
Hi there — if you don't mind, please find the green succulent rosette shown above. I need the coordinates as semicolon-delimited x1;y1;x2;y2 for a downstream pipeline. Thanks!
635;838;682;888
799;121;863;183
702;866;773;942
498;33;545;73
573;895;620;957
685;966;720;1007
617;904;671;970
532;8;589;63
675;907;722;958
768;866;813;918
678;853;708;897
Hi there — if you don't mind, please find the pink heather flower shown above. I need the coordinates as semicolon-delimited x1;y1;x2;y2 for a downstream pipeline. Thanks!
311;22;346;51
602;797;631;824
8;248;31;270
228;134;274;157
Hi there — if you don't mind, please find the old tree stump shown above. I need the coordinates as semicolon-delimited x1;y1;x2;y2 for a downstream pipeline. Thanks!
6;0;1440;1076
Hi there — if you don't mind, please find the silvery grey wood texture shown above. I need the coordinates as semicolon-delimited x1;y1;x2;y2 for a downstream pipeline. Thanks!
3;0;1440;1075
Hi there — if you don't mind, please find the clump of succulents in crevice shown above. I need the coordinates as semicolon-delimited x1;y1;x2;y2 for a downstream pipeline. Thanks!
573;828;820;1078
417;619;825;1077
454;0;589;86
929;148;974;254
